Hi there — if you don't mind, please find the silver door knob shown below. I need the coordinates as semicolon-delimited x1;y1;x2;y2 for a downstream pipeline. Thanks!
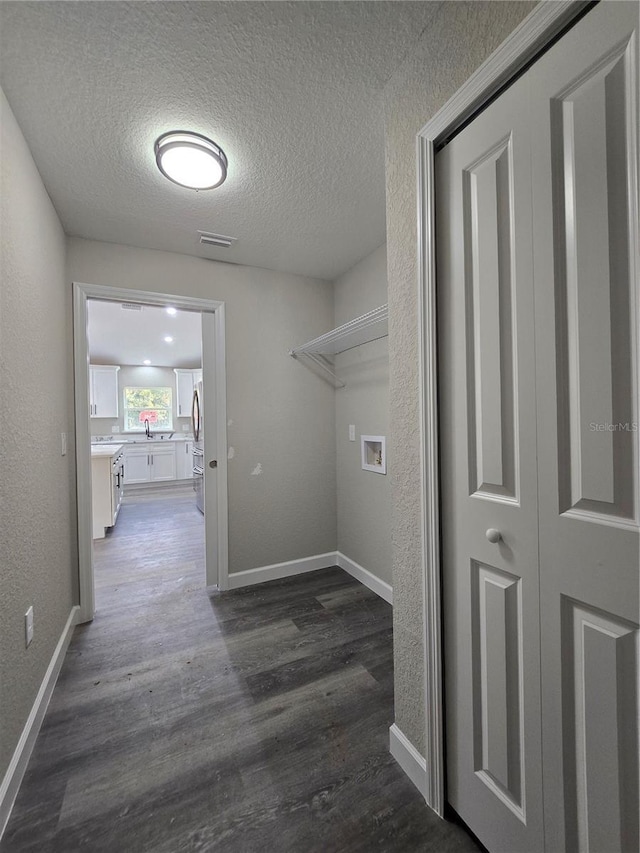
486;528;502;543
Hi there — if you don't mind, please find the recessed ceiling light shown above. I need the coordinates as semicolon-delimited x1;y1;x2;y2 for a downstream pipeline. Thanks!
166;306;177;316
164;336;174;343
143;359;151;365
155;131;228;190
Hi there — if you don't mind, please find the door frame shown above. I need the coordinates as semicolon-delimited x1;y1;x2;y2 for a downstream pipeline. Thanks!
73;281;229;624
415;0;592;816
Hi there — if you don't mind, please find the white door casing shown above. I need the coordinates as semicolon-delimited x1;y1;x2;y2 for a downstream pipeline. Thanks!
435;3;639;851
73;283;229;621
202;310;225;589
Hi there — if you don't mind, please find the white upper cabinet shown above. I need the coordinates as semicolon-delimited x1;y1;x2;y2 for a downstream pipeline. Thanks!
174;369;200;418
89;365;120;418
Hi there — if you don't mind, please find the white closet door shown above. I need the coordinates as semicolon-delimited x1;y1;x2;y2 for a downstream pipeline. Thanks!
436;70;544;853
530;3;639;851
437;3;639;852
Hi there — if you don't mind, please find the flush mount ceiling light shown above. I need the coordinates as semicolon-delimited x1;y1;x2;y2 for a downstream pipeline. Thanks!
164;336;174;343
155;131;227;190
166;306;177;316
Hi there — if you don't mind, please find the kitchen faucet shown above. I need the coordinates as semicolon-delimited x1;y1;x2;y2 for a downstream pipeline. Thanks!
144;418;153;439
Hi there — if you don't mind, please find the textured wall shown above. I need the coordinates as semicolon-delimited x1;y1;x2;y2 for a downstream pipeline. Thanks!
67;238;337;575
383;1;536;755
334;244;391;584
0;89;77;779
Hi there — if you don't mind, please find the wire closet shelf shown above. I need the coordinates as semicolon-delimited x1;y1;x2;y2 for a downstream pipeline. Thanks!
289;303;388;387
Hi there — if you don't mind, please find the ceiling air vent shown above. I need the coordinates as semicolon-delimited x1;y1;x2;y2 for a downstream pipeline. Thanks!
198;230;237;249
121;302;143;311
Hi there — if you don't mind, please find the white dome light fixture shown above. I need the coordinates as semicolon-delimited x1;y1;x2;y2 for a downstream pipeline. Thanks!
154;131;228;190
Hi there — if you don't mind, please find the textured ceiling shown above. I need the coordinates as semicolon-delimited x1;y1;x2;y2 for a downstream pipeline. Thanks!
88;300;202;368
0;1;441;281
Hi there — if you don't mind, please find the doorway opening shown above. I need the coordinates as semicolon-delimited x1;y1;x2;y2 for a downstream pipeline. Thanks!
87;299;204;612
73;282;229;624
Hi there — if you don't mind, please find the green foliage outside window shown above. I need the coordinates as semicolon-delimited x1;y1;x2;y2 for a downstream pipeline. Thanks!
123;387;173;432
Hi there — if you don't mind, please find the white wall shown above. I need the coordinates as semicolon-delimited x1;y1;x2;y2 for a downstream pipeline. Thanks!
0;88;77;779
334;244;390;585
68;237;338;576
382;0;536;754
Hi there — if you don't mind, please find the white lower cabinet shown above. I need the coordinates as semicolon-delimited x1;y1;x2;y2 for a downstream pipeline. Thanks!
91;445;124;539
149;447;176;481
123;448;150;484
123;443;177;485
175;440;193;480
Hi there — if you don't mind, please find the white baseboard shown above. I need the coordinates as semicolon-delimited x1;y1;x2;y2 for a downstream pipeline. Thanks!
228;550;394;606
227;551;395;606
336;552;393;604
227;552;338;589
389;723;428;800
0;605;79;839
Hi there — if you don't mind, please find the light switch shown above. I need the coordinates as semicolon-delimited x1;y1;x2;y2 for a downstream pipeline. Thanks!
349;424;356;441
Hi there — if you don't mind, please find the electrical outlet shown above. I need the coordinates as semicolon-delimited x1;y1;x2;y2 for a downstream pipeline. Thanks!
25;606;34;647
111;426;119;433
349;424;356;441
182;425;189;432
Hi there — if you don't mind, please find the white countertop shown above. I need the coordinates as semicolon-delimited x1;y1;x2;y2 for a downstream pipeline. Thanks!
91;443;124;459
91;435;192;445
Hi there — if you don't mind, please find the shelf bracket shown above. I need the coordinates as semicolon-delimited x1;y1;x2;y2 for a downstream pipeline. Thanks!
288;303;388;389
289;350;346;388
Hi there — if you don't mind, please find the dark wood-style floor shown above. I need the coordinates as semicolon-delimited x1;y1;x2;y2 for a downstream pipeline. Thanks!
2;488;479;852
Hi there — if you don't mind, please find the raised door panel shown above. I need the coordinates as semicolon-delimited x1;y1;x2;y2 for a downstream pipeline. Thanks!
176;441;193;480
560;599;639;853
123;449;149;484
530;3;640;850
150;449;176;482
551;37;637;525
437;67;543;853
465;138;518;502
90;366;119;419
175;370;195;418
471;562;524;817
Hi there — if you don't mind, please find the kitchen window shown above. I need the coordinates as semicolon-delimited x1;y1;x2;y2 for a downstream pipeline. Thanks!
123;386;173;432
